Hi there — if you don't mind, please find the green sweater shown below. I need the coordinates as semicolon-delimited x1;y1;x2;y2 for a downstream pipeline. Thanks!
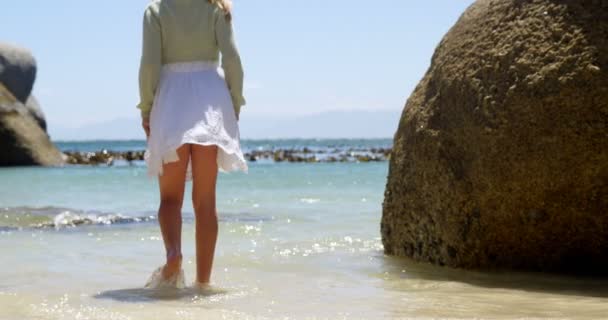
137;0;246;119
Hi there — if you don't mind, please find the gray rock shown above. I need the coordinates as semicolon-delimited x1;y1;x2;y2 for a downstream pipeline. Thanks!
0;42;37;104
0;43;61;166
382;0;608;274
0;82;62;166
25;95;46;131
0;84;23;113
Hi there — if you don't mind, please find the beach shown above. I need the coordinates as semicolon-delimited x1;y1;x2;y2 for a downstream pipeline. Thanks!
2;0;607;317
1;139;607;319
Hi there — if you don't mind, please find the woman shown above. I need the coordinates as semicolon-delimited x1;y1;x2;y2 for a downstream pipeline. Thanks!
137;0;247;288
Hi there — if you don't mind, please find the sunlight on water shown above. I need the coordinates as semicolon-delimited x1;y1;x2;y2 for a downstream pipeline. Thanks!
2;146;608;319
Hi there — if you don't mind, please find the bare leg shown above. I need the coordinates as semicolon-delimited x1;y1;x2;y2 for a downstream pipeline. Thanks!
190;144;219;284
157;144;190;279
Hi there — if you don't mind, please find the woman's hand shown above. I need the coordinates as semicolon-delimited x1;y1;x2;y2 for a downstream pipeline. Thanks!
142;117;151;139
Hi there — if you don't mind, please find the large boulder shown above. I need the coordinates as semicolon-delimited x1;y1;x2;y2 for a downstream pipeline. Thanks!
382;0;608;274
0;43;63;167
0;43;36;104
0;84;63;166
25;95;47;131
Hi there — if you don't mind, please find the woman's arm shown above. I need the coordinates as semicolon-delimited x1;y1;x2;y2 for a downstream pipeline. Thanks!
136;4;162;121
215;11;246;119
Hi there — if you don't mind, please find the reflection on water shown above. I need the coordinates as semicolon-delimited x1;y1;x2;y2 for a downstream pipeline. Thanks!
2;160;608;318
4;230;608;319
378;255;608;318
381;255;608;298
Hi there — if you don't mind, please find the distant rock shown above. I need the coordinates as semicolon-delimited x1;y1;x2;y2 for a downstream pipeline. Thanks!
382;0;608;274
61;147;391;166
0;43;63;166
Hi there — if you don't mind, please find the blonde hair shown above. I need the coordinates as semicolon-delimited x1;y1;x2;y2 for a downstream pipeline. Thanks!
208;0;232;21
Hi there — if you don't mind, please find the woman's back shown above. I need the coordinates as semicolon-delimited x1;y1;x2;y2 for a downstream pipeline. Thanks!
138;0;245;119
147;0;222;64
149;0;224;64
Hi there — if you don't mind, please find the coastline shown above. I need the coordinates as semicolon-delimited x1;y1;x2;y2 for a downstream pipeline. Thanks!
55;138;393;165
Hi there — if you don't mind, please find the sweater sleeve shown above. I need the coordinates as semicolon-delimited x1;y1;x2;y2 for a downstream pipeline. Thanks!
215;12;246;117
136;5;162;119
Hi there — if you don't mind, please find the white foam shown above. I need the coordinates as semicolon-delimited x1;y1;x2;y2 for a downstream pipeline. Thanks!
144;267;186;289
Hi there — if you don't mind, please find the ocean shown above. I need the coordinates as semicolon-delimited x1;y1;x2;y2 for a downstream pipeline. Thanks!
1;139;607;319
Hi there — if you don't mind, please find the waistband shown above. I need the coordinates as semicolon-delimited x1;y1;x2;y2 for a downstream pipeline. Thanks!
162;61;219;72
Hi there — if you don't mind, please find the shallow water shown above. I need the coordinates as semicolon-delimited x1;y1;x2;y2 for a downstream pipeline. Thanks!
1;140;607;319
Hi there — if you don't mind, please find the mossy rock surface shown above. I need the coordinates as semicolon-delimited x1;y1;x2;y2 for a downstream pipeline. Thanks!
382;0;608;274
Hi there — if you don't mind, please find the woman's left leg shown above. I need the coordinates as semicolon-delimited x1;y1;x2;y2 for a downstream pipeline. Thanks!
190;144;219;284
157;144;191;279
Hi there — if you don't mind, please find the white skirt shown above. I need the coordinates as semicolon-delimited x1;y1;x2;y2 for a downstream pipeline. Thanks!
144;61;248;180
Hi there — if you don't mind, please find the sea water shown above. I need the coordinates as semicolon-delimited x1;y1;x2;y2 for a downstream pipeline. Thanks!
1;139;607;319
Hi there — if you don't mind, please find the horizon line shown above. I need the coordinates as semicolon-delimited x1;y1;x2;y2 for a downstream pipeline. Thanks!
52;136;395;143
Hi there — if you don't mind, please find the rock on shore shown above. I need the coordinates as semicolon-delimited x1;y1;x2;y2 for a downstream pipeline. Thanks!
0;43;63;166
382;0;608;273
62;147;392;166
0;42;36;103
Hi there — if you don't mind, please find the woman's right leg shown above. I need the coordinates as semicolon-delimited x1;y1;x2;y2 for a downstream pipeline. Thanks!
157;144;191;279
190;144;219;284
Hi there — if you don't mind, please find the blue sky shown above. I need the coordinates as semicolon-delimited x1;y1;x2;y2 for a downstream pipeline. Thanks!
3;0;475;139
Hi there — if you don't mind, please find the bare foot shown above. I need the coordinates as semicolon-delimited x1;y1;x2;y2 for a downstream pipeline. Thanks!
162;252;182;280
194;280;210;288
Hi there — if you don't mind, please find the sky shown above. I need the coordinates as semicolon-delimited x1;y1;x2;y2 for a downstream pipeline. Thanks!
2;0;475;139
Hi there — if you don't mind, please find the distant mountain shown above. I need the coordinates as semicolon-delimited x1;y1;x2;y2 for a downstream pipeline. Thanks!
240;109;401;139
49;117;143;141
49;109;402;141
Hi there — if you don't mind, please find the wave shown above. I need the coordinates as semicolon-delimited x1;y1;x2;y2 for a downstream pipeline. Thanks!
0;206;273;231
0;206;155;230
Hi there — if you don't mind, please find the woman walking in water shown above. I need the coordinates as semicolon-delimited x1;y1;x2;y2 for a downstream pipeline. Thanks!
137;0;247;288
